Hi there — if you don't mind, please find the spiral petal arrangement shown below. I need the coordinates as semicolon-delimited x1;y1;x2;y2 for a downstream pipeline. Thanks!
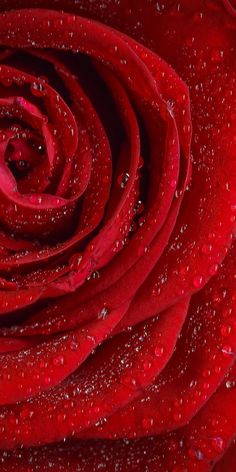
0;1;234;471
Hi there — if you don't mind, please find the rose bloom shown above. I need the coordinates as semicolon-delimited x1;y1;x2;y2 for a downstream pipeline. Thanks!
0;0;234;470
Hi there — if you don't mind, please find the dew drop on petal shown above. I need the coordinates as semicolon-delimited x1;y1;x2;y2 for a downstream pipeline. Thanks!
98;307;109;320
142;417;154;429
220;324;232;337
117;172;130;188
143;360;152;371
170;179;177;188
154;345;164;357
221;345;233;356
53;355;65;366
193;275;204;288
209;264;219;276
70;339;79;351
226;380;235;389
201;243;212;254
44;376;51;385
173;412;182;422
30;81;45;97
211;437;225;453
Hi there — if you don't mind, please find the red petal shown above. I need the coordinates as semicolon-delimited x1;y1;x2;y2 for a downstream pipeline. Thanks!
0;299;189;448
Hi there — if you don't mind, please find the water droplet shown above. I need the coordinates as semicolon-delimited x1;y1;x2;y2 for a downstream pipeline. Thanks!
53;355;65;366
122;375;137;389
202;369;211;378
222;307;232;319
44;376;51;385
211;436;225;452
190;379;197;388
154;345;164;357
37;144;45;154
70;254;82;270
193;275;204;288
209;264;218;276
226;380;235;389
57;412;67;422
18;160;29;169
143;360;152;371
142;417;154;429
170;179;177;188
138;216;146;227
31;81;45;97
70;339;79;351
220;324;232;337
195;449;204;460
222;345;233;356
173;412;182;421
98;307;109;320
20;408;34;419
134;200;144;215
201;243;212;255
175;189;183;198
203;382;210;390
211;49;224;62
117;172;130;189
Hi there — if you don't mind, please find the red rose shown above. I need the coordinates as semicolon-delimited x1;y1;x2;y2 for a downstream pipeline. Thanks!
0;0;235;470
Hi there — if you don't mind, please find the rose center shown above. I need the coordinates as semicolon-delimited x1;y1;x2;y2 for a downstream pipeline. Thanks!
5;135;45;181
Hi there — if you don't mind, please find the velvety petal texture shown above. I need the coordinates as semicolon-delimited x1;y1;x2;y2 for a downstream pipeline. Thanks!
0;1;234;471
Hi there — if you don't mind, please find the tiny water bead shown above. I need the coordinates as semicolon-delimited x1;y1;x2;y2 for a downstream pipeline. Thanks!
29;139;45;155
173;412;182;422
209;263;219;276
122;375;137;389
201;243;213;254
30;81;45;97
220;323;232;337
170;179;177;188
44;376;52;386
69;339;80;351
8;158;30;179
211;436;225;453
225;380;235;389
53;355;65;367
188;447;204;461
134;200;144;215
98;307;109;319
154;345;164;357
195;449;204;461
142;417;154;429
69;254;83;271
221;345;233;356
143;360;152;371
117;172;130;188
193;275;204;288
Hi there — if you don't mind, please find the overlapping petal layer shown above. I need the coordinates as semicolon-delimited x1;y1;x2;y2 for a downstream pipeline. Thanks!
0;1;234;471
